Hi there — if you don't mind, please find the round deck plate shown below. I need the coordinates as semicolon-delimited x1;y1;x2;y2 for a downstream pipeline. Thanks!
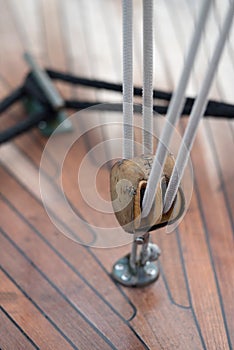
111;254;160;287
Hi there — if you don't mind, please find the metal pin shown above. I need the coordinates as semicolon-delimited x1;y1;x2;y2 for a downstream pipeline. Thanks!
112;230;160;287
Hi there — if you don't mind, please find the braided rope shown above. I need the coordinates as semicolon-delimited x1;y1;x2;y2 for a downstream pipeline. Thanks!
142;0;212;218
122;0;134;159
142;0;154;154
163;0;234;212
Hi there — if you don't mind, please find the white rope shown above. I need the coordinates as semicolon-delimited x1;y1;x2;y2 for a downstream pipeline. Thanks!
122;0;134;159
142;0;154;154
142;0;212;218
163;0;234;213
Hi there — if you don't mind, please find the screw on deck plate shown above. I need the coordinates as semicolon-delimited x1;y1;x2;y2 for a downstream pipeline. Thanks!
112;232;161;287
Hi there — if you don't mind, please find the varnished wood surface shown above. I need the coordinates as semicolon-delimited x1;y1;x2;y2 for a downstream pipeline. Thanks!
0;1;234;349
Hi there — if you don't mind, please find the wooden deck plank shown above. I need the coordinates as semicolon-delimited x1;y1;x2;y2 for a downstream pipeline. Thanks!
152;230;190;308
0;230;113;350
0;164;135;321
0;167;146;349
178;198;230;350
0;306;38;350
8;0;43;60
0;0;27;87
189;122;234;347
40;0;71;100
0;269;75;350
0;173;204;350
205;119;234;231
0;167;144;348
0;0;234;349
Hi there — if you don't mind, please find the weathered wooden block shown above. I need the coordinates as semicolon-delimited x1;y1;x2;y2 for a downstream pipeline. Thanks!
110;154;185;233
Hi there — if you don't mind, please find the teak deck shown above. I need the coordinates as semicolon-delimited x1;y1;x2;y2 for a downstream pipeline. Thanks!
0;1;234;349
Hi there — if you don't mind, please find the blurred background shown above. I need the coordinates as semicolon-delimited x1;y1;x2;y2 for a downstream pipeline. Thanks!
0;1;233;349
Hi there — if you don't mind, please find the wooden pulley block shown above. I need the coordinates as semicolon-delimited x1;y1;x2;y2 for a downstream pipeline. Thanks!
110;154;185;233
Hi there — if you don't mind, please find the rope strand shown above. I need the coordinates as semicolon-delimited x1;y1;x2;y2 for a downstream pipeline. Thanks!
142;0;212;218
142;0;154;154
122;0;134;159
163;0;234;213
